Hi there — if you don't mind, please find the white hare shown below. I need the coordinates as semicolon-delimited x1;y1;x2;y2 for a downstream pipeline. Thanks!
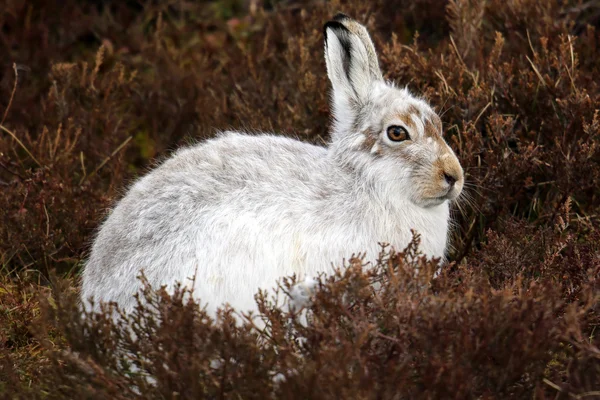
81;14;463;316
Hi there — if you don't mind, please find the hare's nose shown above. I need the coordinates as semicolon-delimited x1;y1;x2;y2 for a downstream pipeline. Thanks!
444;172;457;187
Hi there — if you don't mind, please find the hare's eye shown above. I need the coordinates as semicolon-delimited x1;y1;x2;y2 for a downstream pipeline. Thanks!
387;126;410;142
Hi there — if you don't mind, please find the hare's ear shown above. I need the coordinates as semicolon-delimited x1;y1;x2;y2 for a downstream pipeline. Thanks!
324;14;383;107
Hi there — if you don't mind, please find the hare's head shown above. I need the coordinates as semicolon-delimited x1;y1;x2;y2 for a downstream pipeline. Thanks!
324;14;463;208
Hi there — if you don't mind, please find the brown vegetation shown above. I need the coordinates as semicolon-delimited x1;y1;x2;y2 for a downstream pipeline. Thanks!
1;0;599;398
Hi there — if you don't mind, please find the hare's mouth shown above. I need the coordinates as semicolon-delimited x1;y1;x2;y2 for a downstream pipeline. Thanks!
421;188;459;207
434;189;453;201
420;195;450;208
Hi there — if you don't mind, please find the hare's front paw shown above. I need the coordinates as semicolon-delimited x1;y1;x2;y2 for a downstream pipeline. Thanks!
288;276;318;312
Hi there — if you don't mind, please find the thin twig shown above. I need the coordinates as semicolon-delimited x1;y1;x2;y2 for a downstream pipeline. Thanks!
449;35;478;85
572;392;600;399
526;55;547;87
80;136;132;185
543;378;563;393
43;201;50;238
566;35;578;95
526;29;536;58
1;63;18;125
474;102;492;125
434;70;457;96
0;124;42;167
449;36;467;69
543;378;600;399
79;151;87;183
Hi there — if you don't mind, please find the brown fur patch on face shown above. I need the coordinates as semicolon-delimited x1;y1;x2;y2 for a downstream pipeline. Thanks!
424;114;448;153
361;131;377;152
396;112;417;132
406;104;422;118
395;105;421;134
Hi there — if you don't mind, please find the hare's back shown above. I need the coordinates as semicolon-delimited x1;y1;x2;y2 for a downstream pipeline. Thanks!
115;132;329;231
162;132;328;194
95;132;327;253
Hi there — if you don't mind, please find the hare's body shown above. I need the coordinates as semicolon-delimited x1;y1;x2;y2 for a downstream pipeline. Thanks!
82;14;463;316
83;132;448;314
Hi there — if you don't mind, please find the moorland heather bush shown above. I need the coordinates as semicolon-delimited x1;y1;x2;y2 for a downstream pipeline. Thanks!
1;0;599;398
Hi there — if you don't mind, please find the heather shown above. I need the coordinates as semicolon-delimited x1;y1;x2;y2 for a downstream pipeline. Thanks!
1;0;599;398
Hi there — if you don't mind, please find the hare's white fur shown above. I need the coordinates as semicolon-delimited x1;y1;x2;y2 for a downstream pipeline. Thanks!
81;14;463;316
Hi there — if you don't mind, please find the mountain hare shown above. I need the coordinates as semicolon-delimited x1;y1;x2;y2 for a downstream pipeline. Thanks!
81;14;463;316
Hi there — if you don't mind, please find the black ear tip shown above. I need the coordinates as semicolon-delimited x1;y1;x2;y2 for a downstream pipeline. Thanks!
323;20;350;40
333;13;350;22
